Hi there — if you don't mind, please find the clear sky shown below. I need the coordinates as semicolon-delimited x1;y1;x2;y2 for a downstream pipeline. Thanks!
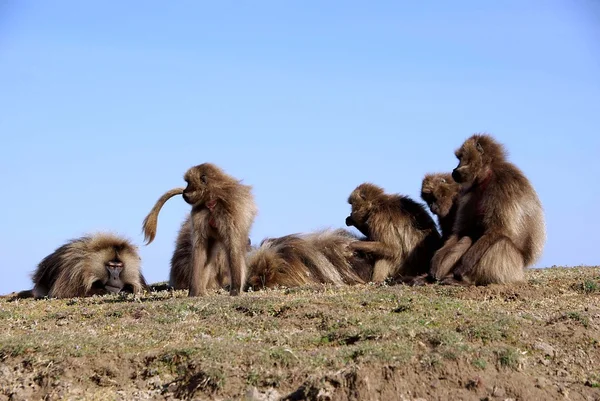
1;1;599;294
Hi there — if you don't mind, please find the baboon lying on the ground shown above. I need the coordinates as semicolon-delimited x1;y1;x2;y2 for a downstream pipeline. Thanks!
345;183;441;283
430;133;546;285
9;233;148;299
142;163;257;296
246;228;372;290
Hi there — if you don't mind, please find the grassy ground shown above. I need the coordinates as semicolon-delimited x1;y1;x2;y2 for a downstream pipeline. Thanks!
1;266;599;401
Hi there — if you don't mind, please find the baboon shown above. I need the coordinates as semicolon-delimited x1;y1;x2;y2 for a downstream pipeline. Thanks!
305;229;373;283
246;229;372;290
345;183;441;283
430;133;546;285
142;163;257;296
169;216;252;292
420;173;460;241
14;233;148;299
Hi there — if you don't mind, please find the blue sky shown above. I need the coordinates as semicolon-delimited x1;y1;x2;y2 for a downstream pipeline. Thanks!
1;1;599;294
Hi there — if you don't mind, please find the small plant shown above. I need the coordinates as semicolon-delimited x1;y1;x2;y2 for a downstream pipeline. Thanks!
472;358;487;369
565;312;590;328
496;348;520;370
268;347;297;368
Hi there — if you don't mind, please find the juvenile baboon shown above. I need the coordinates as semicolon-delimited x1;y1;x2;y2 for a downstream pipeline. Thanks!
430;133;546;285
420;173;460;241
17;233;148;299
345;183;441;283
142;163;257;296
246;229;372;290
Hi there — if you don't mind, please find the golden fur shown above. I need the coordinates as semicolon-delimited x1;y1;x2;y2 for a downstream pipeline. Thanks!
25;233;147;299
246;228;372;290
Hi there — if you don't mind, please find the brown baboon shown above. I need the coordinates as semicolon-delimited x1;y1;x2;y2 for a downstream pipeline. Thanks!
304;229;373;283
14;233;148;299
420;173;460;241
430;133;546;285
246;229;372;290
345;183;441;283
169;215;252;292
142;163;257;296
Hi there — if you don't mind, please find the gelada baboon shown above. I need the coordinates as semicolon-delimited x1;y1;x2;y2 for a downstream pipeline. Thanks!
13;233;148;299
246;229;372;290
142;163;257;296
420;173;460;241
169;217;252;292
345;183;441;283
430;133;546;285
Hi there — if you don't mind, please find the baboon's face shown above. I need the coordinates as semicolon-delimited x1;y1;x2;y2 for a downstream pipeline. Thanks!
346;183;383;228
90;246;140;294
421;174;458;217
245;255;277;289
452;139;485;184
182;163;224;205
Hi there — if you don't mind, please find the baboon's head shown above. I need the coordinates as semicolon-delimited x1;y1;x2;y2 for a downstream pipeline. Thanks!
245;251;282;290
420;173;459;217
345;183;385;230
88;236;143;295
452;134;507;184
182;163;231;205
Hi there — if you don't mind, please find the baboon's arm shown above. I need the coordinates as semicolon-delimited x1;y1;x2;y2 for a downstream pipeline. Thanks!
349;240;396;259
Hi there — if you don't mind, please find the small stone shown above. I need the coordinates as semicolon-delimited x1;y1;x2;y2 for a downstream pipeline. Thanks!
535;376;552;388
492;386;506;397
534;341;556;358
245;387;281;401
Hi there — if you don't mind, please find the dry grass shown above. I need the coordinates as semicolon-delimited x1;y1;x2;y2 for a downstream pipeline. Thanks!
1;266;599;400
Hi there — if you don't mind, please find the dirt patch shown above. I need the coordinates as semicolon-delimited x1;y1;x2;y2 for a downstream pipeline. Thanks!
1;266;599;400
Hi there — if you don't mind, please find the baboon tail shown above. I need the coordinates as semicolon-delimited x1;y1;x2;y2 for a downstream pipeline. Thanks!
142;187;185;245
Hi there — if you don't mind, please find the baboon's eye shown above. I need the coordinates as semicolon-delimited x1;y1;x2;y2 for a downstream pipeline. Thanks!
200;174;207;184
359;192;366;200
475;142;484;154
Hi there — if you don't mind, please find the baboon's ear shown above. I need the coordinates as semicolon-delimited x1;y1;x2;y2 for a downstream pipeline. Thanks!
440;178;447;183
475;142;484;154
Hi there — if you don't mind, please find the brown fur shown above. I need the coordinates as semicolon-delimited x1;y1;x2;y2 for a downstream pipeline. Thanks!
246;229;372;290
345;183;442;283
17;233;147;299
430;133;546;285
169;216;253;291
142;163;257;296
420;173;460;241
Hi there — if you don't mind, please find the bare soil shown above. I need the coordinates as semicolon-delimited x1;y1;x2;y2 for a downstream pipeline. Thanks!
1;266;599;401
